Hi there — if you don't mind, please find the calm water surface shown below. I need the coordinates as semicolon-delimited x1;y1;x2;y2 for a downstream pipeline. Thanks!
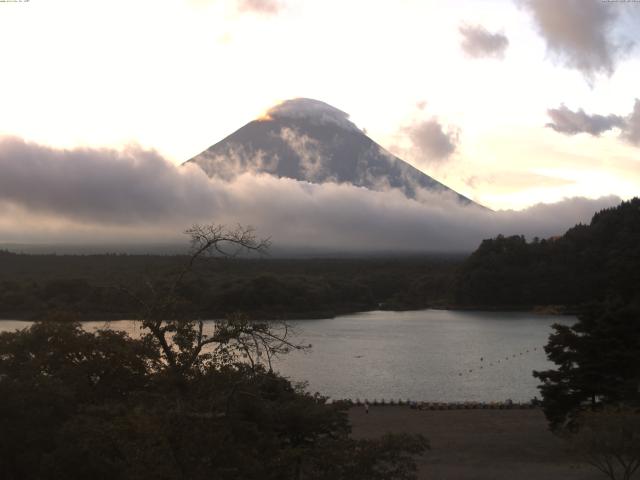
2;309;574;402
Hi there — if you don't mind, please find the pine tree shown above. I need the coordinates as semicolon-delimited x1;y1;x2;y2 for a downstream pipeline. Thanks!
534;301;640;430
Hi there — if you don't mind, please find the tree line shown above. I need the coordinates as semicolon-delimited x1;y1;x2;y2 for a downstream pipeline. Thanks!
455;198;640;309
0;252;460;320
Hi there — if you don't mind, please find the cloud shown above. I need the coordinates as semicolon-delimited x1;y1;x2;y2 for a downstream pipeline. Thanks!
621;99;640;146
546;99;640;145
278;127;327;181
465;171;574;193
519;0;633;82
546;105;625;136
263;98;360;132
393;103;461;167
0;137;218;225
237;0;281;14
188;143;279;181
459;24;509;59
403;119;459;164
0;136;622;252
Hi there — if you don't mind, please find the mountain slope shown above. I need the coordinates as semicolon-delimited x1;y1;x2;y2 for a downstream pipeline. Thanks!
184;98;477;205
454;197;640;308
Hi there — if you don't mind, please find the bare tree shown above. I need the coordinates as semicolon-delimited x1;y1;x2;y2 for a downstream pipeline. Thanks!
569;408;640;480
121;224;306;387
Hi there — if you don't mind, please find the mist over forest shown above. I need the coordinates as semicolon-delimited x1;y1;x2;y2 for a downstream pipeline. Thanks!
0;136;621;253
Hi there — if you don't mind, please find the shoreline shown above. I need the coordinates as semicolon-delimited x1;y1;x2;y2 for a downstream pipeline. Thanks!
0;304;578;322
336;399;538;410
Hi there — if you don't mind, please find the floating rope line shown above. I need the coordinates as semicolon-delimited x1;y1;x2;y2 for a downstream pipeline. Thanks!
456;345;546;377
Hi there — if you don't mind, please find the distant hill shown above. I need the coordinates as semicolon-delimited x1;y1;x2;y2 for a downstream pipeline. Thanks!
184;98;478;206
454;198;640;309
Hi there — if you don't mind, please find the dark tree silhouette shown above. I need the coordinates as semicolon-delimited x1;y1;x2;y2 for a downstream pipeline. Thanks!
0;223;428;480
534;301;640;431
569;409;640;480
455;198;640;309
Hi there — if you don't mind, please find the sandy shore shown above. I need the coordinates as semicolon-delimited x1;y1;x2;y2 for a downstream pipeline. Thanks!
349;406;601;480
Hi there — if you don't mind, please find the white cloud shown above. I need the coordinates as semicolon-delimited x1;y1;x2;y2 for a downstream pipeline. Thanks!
237;0;282;15
278;127;327;181
0;136;622;252
621;99;640;146
459;24;509;59
264;98;360;132
519;0;634;83
403;119;460;165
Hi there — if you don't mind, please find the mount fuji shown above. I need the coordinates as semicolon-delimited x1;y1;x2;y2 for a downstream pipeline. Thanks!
185;98;477;206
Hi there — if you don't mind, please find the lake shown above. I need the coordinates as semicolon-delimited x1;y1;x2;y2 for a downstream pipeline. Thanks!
1;309;574;402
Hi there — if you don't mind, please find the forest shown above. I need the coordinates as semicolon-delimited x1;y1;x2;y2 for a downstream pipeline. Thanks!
0;252;461;320
1;199;640;321
455;198;640;310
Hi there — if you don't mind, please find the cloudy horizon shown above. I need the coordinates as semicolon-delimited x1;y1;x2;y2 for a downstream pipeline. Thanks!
0;0;638;250
0;135;623;253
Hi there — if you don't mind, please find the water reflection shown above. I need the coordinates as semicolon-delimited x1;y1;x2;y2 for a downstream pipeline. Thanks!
0;309;574;402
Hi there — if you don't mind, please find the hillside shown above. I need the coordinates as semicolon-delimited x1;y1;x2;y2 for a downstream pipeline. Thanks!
454;198;640;309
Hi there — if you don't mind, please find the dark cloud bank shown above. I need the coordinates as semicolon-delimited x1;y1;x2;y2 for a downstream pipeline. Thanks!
0;136;621;253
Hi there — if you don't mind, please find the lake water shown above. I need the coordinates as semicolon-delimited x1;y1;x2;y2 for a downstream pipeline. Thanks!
1;309;574;402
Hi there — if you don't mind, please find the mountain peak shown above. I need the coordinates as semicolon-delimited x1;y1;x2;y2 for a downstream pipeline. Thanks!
259;98;359;132
185;98;478;207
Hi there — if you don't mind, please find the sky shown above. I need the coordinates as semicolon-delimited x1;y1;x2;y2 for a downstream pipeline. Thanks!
0;0;638;250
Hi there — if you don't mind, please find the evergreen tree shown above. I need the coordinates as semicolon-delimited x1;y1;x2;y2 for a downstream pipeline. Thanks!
534;301;640;430
455;198;640;308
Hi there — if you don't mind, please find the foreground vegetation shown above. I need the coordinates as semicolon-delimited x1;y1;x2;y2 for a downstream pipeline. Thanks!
533;299;640;480
0;321;427;480
0;225;428;479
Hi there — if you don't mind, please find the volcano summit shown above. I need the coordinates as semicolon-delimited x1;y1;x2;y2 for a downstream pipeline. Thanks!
185;98;476;206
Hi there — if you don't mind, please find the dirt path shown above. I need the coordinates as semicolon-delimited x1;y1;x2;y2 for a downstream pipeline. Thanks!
349;406;601;480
